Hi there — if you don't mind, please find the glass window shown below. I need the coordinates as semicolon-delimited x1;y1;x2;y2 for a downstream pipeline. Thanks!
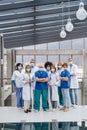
60;40;71;50
72;38;83;50
23;45;34;50
48;42;59;50
36;55;47;65
60;55;71;63
84;38;87;49
23;55;34;66
48;55;58;65
35;44;47;50
73;55;83;67
16;55;22;64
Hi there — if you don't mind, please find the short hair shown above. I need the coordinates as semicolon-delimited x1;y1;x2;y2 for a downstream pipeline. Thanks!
57;62;63;66
62;63;68;68
30;59;35;63
16;63;23;70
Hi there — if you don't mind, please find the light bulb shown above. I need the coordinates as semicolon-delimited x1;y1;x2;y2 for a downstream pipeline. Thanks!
76;1;87;20
65;18;74;32
60;27;67;38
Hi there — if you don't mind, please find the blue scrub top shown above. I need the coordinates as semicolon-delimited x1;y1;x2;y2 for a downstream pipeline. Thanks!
60;69;70;89
35;70;48;90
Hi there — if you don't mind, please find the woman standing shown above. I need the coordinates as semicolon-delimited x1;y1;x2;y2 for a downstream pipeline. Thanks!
49;65;59;111
11;63;24;109
60;63;71;112
22;64;34;113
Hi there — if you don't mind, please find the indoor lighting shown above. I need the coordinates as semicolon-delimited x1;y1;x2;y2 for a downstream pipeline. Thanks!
65;17;74;32
76;1;87;20
60;27;67;38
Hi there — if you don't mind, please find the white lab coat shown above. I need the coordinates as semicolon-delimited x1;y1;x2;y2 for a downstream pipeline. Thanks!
49;73;59;101
22;73;34;100
68;64;79;89
11;70;24;88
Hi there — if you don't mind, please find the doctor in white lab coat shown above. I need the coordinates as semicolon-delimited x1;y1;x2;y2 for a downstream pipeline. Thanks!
68;58;79;106
49;65;59;111
22;64;34;113
11;63;24;108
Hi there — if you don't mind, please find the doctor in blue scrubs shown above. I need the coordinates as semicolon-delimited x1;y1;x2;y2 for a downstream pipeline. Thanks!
34;63;49;112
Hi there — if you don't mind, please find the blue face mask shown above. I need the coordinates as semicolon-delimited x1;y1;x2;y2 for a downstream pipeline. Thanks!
63;68;67;71
31;63;35;67
47;67;50;71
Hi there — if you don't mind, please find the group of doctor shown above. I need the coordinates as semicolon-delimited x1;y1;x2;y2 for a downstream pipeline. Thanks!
11;58;79;113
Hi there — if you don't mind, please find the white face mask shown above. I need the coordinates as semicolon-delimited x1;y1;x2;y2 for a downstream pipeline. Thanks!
58;66;62;69
18;66;22;71
51;68;55;72
69;61;73;65
63;68;67;71
39;68;44;71
25;68;31;72
47;67;50;71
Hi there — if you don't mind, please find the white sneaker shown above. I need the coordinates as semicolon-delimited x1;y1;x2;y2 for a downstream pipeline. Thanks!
34;110;39;113
52;109;56;112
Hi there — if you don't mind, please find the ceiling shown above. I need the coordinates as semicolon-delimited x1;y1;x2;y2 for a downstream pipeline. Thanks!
0;0;87;48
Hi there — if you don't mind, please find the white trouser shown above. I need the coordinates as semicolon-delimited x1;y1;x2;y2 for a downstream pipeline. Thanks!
24;100;30;110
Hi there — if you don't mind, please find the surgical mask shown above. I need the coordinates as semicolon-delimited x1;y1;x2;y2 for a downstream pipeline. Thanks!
30;63;35;67
69;62;73;65
51;68;55;72
63;68;67;71
57;66;62;69
39;68;44;71
25;68;31;72
47;67;50;71
18;66;22;71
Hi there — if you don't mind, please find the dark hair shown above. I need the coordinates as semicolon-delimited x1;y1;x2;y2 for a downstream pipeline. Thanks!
44;61;53;69
16;63;23;70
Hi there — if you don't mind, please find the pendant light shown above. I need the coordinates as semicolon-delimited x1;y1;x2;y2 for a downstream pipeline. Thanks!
65;0;74;32
60;2;67;38
76;0;87;20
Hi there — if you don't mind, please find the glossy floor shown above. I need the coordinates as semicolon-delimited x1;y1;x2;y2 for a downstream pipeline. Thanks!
0;106;87;123
0;122;87;130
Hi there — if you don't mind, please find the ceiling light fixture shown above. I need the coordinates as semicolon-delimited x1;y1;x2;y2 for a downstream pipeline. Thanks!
76;0;87;20
60;2;67;38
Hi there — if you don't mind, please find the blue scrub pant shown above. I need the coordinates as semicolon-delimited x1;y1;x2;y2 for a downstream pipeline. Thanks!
16;88;23;107
58;87;64;106
69;89;78;105
34;89;49;111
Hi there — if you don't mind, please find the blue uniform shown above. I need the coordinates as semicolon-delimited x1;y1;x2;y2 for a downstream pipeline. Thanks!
35;71;48;90
34;70;49;111
60;70;70;89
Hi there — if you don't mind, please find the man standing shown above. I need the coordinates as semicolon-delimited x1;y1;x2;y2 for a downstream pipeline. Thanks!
68;58;79;107
34;63;49;112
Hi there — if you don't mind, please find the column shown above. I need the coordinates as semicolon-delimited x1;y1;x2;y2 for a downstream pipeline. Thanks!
0;34;4;106
83;49;87;104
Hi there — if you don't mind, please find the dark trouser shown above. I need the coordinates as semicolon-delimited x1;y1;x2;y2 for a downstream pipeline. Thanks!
51;101;57;109
58;87;64;106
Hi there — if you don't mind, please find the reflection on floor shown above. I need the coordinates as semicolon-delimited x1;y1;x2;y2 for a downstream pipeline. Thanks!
0;122;86;130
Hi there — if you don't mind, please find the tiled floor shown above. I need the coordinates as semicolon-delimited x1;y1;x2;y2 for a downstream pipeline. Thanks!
0;105;87;123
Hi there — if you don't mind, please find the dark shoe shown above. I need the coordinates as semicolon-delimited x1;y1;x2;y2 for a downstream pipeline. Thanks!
24;110;28;113
28;109;31;112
